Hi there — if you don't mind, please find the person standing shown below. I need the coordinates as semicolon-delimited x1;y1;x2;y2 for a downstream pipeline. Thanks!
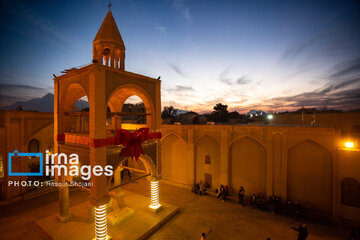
200;232;206;240
238;186;245;206
250;193;257;208
292;223;308;240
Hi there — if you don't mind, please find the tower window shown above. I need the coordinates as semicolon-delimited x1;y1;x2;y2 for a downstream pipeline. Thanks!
205;155;211;164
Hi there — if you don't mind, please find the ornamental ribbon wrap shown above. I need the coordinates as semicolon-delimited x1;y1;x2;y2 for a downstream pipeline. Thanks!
57;128;162;161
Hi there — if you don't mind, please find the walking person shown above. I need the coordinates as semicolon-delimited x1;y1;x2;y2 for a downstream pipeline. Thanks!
292;223;308;240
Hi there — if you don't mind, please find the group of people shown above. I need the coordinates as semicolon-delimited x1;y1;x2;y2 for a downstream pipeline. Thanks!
238;186;303;218
192;181;207;195
216;184;229;201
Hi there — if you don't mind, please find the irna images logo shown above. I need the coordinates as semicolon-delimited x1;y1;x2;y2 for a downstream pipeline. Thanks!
8;150;113;180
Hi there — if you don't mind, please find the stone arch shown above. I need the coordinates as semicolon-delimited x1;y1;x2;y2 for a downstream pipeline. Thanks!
195;135;219;188
162;132;187;145
272;133;283;196
108;155;157;186
61;82;88;112
287;140;333;214
59;82;89;133
107;83;155;130
230;136;266;194
162;132;188;184
230;135;266;149
195;134;218;145
341;177;360;207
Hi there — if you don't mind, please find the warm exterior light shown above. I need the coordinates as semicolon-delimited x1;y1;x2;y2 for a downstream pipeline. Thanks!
149;180;161;210
121;123;147;130
267;114;273;120
345;142;354;148
94;204;110;240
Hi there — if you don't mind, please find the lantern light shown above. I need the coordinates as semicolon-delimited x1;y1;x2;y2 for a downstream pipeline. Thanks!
345;142;354;148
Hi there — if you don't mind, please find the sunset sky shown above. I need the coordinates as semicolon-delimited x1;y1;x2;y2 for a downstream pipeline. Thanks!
0;0;359;113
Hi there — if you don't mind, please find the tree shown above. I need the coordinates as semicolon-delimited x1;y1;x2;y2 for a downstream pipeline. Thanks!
161;106;178;119
213;103;229;122
213;103;228;114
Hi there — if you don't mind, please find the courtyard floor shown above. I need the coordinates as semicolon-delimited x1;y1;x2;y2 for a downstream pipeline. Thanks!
0;179;349;240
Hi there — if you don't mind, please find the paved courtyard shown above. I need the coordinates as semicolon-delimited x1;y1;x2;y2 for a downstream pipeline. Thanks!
0;179;349;240
123;179;347;240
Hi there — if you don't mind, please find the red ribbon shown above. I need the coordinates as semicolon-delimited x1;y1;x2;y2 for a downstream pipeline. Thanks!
57;128;161;161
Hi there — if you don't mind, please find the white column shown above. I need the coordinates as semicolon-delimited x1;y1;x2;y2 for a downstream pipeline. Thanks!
148;179;161;211
94;204;109;240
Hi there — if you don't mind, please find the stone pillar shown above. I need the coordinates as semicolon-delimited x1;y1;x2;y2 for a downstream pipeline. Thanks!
266;129;273;198
89;68;111;238
154;80;162;130
114;166;122;186
58;181;72;222
187;128;195;184
54;77;72;223
120;51;125;70
219;127;229;186
110;56;114;68
104;56;109;67
115;58;119;69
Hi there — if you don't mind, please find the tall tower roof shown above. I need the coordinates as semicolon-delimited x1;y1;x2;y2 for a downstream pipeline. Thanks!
93;10;125;48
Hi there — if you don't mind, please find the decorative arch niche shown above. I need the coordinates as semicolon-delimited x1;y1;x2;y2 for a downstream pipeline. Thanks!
195;135;219;189
230;136;266;194
161;133;188;184
287;140;333;214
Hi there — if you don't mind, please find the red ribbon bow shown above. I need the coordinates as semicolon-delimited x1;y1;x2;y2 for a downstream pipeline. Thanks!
116;128;161;161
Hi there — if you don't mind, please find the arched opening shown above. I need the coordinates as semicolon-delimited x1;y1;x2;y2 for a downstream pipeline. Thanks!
195;136;219;189
28;138;40;152
287;140;333;214
108;155;156;187
341;177;360;208
107;85;154;131
109;95;146;130
107;154;160;209
60;83;89;134
230;137;266;194
162;133;188;184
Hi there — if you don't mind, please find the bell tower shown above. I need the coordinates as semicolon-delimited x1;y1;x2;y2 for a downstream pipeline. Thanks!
54;5;162;240
92;10;126;70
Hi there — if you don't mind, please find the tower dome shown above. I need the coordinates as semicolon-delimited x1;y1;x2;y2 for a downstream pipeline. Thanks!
93;10;125;70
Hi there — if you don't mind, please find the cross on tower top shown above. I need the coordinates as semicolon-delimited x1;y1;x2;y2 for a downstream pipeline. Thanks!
108;1;112;10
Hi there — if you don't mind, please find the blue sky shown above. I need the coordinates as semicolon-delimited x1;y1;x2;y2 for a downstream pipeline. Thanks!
0;0;359;113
